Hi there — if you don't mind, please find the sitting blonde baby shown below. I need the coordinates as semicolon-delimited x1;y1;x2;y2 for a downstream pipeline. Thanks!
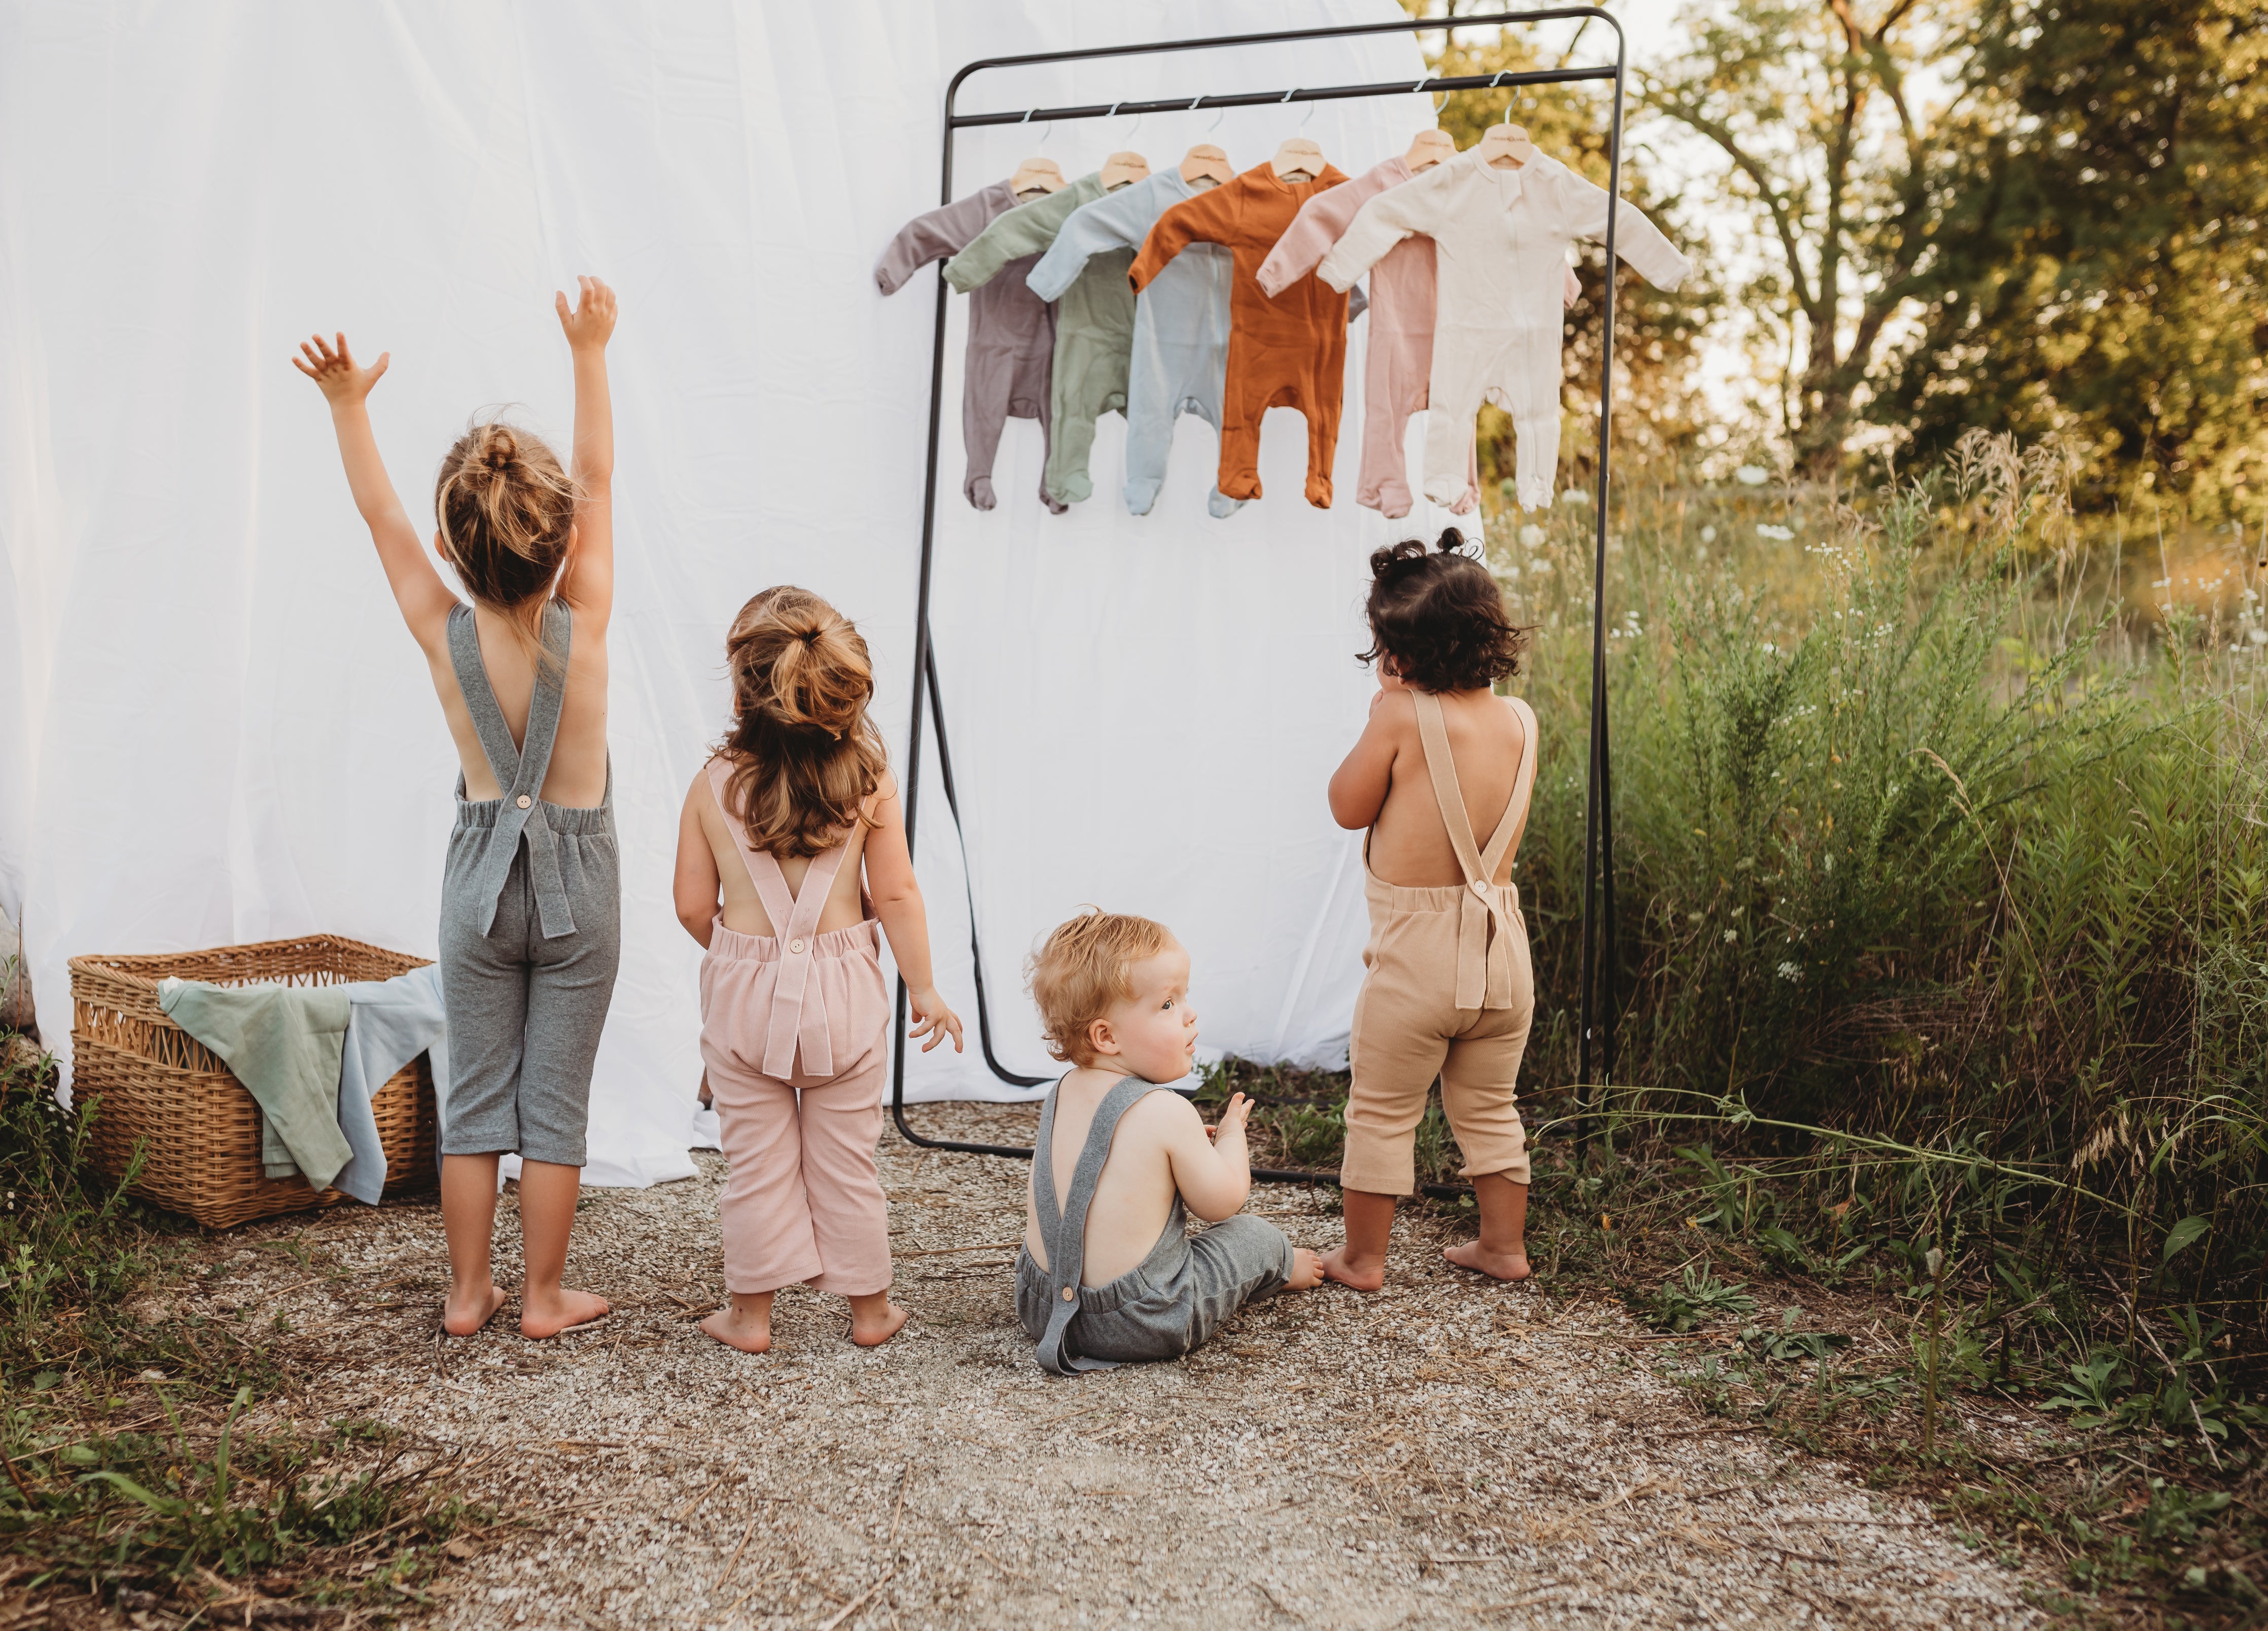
1017;911;1323;1375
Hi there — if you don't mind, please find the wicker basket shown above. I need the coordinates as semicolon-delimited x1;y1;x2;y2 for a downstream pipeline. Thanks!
69;935;439;1229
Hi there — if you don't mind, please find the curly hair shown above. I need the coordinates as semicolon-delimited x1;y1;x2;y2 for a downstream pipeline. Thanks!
1026;909;1175;1068
1357;529;1527;693
716;586;889;859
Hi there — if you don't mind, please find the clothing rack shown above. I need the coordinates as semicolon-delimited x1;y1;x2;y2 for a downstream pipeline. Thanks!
891;8;1629;1187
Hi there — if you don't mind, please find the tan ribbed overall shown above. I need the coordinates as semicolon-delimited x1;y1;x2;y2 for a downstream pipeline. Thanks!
1342;691;1538;1197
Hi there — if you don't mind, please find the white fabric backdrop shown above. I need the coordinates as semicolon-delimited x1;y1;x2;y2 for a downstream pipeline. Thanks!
0;0;1479;1187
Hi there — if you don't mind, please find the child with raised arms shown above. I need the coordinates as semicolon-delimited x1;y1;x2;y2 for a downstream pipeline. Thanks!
1321;530;1540;1291
673;587;963;1352
297;279;623;1339
1017;911;1322;1375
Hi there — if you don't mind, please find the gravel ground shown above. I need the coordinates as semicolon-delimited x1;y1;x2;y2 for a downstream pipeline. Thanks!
205;1104;2052;1628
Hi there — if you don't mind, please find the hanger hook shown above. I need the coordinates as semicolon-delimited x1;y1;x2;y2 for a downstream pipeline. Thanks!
1192;94;1226;136
1487;70;1517;125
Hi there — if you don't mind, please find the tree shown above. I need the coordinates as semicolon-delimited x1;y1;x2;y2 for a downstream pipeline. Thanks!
1880;0;2267;518
1639;0;1945;477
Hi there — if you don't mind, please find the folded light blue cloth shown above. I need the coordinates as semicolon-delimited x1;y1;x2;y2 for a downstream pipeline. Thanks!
330;964;450;1203
157;965;450;1203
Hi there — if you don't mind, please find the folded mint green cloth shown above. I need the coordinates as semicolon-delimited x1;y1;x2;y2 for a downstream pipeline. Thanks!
158;978;352;1191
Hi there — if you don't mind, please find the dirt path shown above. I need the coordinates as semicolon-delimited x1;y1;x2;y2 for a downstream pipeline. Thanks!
225;1105;2048;1628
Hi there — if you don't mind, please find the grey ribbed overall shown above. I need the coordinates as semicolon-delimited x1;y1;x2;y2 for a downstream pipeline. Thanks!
436;601;620;1167
1016;1075;1295;1375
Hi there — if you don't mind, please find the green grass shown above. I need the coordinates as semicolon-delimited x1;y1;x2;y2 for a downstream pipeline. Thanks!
0;1029;474;1622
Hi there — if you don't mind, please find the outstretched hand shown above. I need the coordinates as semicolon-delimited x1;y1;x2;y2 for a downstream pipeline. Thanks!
292;332;388;406
1210;1092;1253;1141
555;274;617;353
908;986;966;1055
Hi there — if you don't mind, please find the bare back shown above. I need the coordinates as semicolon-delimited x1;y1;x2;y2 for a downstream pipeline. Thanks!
1366;689;1534;887
1023;1079;1185;1286
427;601;611;808
691;758;875;938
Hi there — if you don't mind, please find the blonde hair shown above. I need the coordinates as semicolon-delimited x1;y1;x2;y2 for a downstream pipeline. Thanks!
718;586;889;860
1026;909;1174;1067
433;418;581;671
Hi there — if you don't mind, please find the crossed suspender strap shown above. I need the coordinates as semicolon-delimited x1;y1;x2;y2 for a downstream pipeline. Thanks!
703;758;852;1078
447;601;587;939
1032;1074;1161;1376
1410;690;1536;1011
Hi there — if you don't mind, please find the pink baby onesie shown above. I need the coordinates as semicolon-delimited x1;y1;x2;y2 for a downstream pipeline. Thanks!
1259;158;1583;520
698;759;893;1298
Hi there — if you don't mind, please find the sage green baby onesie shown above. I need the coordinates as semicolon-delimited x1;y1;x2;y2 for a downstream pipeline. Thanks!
945;173;1132;508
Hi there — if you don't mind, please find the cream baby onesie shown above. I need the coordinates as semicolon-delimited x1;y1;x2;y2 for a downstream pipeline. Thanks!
946;173;1131;510
1260;157;1581;519
1318;150;1692;511
1027;169;1242;519
876;182;1057;513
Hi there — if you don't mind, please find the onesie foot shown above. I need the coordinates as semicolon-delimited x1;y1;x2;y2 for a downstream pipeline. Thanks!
966;477;998;511
1124;479;1162;516
1206;488;1245;519
1304;475;1334;509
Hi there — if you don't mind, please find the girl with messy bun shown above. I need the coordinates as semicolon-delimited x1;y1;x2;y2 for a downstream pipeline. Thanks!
1319;527;1544;1297
298;277;623;1343
671;585;962;1356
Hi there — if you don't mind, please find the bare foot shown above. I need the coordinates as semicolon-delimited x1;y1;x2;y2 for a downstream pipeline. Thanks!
521;1287;610;1340
1284;1248;1326;1291
1318;1246;1386;1292
1443;1240;1531;1280
848;1296;909;1347
442;1281;508;1337
700;1302;772;1354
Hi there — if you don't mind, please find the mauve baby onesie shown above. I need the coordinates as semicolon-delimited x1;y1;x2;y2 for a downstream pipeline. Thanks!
1260;157;1583;520
1026;169;1241;519
875;181;1058;514
946;173;1130;510
1131;162;1352;509
1319;150;1691;511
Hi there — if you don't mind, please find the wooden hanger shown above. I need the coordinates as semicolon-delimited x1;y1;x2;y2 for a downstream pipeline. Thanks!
1271;137;1325;184
1010;156;1066;198
1405;129;1455;173
1473;120;1535;170
1179;144;1234;188
1100;151;1150;190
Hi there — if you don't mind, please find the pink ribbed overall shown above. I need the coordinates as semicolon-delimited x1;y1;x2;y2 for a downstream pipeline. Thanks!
698;760;893;1297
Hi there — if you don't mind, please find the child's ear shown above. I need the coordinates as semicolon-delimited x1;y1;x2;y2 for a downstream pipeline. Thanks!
1086;1016;1120;1059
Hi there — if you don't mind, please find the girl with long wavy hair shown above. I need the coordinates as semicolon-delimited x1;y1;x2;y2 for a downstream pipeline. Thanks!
672;586;963;1352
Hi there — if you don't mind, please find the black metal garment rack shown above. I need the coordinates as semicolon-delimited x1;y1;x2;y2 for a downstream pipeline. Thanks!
891;8;1628;1185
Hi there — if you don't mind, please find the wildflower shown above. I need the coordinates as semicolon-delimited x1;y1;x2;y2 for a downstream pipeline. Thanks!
2249;628;2266;646
1756;523;1794;540
1776;961;1803;982
1723;929;1739;943
1561;488;1590;506
1735;465;1768;485
1700;525;1718;543
1518;524;1544;547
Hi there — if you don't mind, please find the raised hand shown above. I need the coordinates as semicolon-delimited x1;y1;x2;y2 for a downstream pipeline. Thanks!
1210;1092;1252;1141
292;332;388;406
555;274;618;353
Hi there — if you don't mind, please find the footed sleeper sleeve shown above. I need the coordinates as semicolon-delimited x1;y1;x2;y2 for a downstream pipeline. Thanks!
948;176;1137;509
1320;151;1693;513
876;182;1059;513
1131;163;1351;509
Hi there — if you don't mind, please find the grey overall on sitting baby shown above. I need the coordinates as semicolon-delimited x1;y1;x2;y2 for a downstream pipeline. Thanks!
1015;912;1323;1374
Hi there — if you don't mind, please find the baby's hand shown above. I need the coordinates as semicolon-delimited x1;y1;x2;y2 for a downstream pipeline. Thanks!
556;275;618;353
908;986;965;1055
292;332;388;407
1210;1092;1252;1141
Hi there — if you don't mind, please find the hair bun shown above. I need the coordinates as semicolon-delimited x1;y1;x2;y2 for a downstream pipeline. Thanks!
1368;538;1432;582
1436;527;1466;553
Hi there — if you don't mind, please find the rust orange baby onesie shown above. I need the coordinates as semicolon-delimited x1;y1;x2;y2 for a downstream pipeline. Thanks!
1129;162;1349;508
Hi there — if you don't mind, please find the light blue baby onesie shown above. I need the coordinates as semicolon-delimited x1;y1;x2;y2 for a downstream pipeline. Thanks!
1028;171;1242;519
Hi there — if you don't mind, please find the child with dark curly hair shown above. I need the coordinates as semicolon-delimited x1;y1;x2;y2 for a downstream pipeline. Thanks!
1320;530;1539;1292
